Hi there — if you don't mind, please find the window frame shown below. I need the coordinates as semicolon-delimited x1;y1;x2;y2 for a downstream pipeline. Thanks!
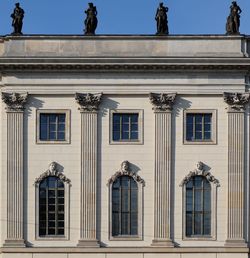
36;109;71;144
183;109;217;145
35;169;70;241
109;109;143;145
180;164;219;241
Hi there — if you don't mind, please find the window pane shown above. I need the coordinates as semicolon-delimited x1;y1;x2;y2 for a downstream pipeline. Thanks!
186;114;193;124
40;114;47;123
204;114;212;123
58;114;65;123
121;213;129;235
194;190;202;212
49;114;57;123
195;131;202;140
58;132;65;140
112;189;120;212
122;189;129;212
186;189;193;212
112;213;119;236
204;213;211;235
113;114;120;123
122;115;130;123
58;123;65;131
131;190;138;212
58;229;64;235
204;132;211;140
49;132;56;140
194;177;202;188
204;124;211;131
113;123;120;131
204;190;211;212
121;176;130;188
113;131;120;141
131;123;138;131
194;213;202;235
122;123;129;131
122;131;129;140
195;114;202;123
186;213;192;236
130;131;138;140
130;114;138;123
131;212;138;235
40;123;48;140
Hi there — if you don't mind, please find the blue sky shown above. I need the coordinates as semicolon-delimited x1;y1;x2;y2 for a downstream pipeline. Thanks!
0;0;250;35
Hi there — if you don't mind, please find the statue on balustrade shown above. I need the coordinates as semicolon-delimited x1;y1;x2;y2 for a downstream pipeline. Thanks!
155;2;169;35
226;1;242;35
84;3;98;35
11;3;24;35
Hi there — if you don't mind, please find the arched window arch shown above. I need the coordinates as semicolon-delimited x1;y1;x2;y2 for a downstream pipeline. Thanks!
108;161;145;240
35;162;71;239
180;162;220;240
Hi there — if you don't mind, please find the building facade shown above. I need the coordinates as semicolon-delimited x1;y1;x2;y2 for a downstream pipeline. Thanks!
0;35;249;257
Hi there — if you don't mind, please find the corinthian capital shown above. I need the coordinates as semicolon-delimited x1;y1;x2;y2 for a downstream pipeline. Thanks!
149;92;177;111
223;92;250;111
2;92;28;112
75;92;102;112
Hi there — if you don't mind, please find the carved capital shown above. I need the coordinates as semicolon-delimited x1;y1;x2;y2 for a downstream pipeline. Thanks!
107;161;145;187
180;161;220;187
149;92;176;111
75;92;102;112
223;92;250;111
34;162;71;185
2;92;28;112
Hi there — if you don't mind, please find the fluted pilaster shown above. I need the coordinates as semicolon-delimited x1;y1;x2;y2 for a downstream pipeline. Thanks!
150;92;176;246
2;92;28;247
75;93;102;247
224;92;249;247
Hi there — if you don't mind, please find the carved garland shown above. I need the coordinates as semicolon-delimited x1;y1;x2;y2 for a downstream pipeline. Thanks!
179;161;220;187
34;162;71;185
107;161;145;187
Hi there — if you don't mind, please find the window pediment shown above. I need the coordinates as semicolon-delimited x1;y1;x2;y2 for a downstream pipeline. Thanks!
179;161;220;187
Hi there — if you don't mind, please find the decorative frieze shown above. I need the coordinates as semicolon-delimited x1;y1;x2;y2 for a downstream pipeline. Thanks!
150;92;176;246
76;93;102;247
75;92;102;112
2;92;28;112
180;161;220;187
224;92;249;247
107;161;145;186
149;92;176;111
2;92;28;247
223;92;250;111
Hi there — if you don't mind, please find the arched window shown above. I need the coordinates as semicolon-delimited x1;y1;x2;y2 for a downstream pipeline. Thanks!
112;176;138;236
186;176;211;237
35;162;71;239
39;176;65;237
180;162;220;240
108;161;145;240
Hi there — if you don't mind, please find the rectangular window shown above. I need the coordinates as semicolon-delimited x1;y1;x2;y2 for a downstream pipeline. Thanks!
37;110;70;144
110;110;143;144
184;110;217;144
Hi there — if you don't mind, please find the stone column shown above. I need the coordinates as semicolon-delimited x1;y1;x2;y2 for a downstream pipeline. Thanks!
2;92;28;247
224;92;249;247
75;93;102;247
150;92;176;247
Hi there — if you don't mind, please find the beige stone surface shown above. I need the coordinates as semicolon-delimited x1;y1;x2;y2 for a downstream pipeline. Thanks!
217;254;248;258
107;254;143;258
2;255;32;258
144;254;180;258
182;254;216;258
69;254;106;258
33;254;68;258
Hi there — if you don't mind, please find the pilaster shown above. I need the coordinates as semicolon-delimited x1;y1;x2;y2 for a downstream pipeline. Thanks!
2;92;28;247
149;93;176;247
224;92;249;247
75;93;102;247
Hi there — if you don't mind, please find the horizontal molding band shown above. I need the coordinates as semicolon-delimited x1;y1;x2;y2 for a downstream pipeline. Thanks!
1;247;249;253
0;64;250;72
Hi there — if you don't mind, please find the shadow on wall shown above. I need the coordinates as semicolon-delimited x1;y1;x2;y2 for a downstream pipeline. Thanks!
171;95;192;244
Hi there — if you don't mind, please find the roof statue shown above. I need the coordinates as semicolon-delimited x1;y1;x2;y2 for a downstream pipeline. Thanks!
155;2;169;35
84;2;98;35
226;1;242;35
11;2;24;35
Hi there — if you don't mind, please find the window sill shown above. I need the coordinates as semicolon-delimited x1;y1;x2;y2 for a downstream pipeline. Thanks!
36;236;68;241
36;140;70;144
110;235;142;241
183;140;216;145
109;140;143;145
183;236;216;241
